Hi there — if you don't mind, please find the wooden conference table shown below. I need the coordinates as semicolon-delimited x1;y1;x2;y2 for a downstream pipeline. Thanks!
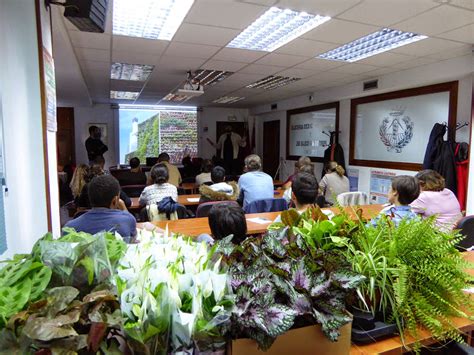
143;204;384;237
350;251;474;354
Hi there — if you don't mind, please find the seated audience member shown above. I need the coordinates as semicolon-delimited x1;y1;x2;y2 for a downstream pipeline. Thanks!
157;152;182;187
370;175;420;227
199;166;239;203
282;156;312;190
319;161;350;205
76;165;131;209
275;172;320;223
118;157;147;186
238;155;274;208
197;203;247;245
410;169;462;230
139;163;178;206
283;164;324;207
65;175;136;239
70;164;89;199
195;159;213;186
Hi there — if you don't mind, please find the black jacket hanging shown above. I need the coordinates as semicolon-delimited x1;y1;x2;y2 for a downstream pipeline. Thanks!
422;123;446;169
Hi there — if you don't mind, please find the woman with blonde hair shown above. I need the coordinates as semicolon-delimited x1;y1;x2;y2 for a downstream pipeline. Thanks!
69;164;89;199
319;161;349;205
282;156;312;190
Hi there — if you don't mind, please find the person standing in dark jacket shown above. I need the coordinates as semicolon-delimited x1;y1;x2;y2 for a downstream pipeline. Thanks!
85;126;108;165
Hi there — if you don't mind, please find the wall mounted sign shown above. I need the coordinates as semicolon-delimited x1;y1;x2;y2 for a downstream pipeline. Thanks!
43;47;57;132
286;102;339;162
349;81;458;170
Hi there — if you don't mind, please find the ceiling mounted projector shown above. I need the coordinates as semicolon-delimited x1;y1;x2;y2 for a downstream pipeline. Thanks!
50;0;108;33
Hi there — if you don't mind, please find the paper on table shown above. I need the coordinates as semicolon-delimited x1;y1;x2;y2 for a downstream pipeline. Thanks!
246;217;272;224
187;198;200;202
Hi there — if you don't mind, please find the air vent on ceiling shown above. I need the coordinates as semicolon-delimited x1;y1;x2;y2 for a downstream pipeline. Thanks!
363;79;378;91
271;103;278;110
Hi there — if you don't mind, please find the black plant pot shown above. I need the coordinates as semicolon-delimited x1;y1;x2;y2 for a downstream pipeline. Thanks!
350;308;398;344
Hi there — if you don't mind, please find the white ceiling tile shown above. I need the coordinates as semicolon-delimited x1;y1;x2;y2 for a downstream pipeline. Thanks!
363;67;400;77
112;51;159;65
275;39;338;57
237;0;277;5
394;5;474;36
157;56;207;74
302;19;379;44
307;70;353;83
212;48;267;63
391;38;466;56
274;67;318;78
164;42;221;59
75;47;110;62
201;59;248;72
295;58;345;71
185;0;268;29
173;23;240;46
223;72;266;84
255;53;308;66
68;31;111;50
357;52;414;66
338;0;437;26
110;80;144;90
238;64;285;75
448;0;474;10
112;35;169;54
80;60;110;72
437;23;474;43
427;44;473;60
275;0;362;17
391;56;438;69
330;63;381;74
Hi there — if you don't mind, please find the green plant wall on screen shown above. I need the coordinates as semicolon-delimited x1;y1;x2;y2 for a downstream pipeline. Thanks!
119;107;198;164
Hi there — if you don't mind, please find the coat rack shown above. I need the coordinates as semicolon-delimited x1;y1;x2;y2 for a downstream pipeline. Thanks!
456;122;469;130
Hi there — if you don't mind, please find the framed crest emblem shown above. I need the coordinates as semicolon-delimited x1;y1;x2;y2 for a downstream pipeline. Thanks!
349;81;458;171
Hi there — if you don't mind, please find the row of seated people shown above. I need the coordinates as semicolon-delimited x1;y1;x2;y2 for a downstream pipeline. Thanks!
64;147;463;243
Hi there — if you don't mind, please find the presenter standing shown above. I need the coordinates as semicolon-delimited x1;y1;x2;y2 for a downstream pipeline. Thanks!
213;125;246;175
85;125;108;165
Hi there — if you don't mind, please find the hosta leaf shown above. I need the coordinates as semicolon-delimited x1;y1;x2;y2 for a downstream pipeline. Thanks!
0;278;32;319
258;305;296;337
28;266;52;301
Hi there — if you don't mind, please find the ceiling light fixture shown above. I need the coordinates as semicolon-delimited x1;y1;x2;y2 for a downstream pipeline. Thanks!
246;75;301;90
193;69;234;86
113;0;194;40
227;7;330;52
318;28;428;62
163;93;189;102
111;63;154;81
110;91;140;100
213;96;245;104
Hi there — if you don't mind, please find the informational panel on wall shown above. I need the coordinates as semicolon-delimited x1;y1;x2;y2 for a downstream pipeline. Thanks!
42;47;57;132
369;170;396;204
288;108;336;159
347;168;359;192
355;92;449;164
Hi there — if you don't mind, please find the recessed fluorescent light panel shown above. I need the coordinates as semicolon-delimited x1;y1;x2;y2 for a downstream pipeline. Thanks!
163;93;188;102
111;63;154;81
227;7;330;52
318;28;428;62
213;96;245;104
246;75;301;90
193;70;234;86
110;91;140;100
113;0;194;40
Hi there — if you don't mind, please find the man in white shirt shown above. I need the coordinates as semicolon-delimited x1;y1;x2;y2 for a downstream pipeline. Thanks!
215;125;246;175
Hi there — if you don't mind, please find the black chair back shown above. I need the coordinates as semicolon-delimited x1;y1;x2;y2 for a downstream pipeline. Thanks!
456;215;474;250
196;201;239;218
121;185;146;198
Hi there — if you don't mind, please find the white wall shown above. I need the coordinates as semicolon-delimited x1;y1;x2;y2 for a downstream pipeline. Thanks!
197;107;250;159
252;55;473;199
73;104;118;168
0;0;49;258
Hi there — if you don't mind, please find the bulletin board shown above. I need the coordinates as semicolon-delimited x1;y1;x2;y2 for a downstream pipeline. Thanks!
286;102;339;162
349;81;458;171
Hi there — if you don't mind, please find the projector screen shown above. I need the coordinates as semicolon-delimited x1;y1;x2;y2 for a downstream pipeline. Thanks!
119;107;198;164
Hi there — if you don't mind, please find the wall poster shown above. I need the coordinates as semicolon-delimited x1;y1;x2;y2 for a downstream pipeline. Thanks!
349;81;458;171
347;168;359;192
287;102;339;162
42;47;57;132
369;170;396;204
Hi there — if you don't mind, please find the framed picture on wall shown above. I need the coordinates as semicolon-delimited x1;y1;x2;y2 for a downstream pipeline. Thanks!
349;81;458;171
88;123;108;146
286;102;339;162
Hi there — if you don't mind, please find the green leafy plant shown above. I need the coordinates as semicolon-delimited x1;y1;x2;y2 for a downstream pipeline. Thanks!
344;215;474;348
0;285;123;354
216;207;364;351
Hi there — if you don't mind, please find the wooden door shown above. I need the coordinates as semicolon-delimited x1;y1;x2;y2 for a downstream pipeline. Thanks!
57;107;75;169
263;120;280;179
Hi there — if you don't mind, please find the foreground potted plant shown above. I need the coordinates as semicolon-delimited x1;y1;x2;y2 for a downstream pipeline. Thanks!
216;206;364;354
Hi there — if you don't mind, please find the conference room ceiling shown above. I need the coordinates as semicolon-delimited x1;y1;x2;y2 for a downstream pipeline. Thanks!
52;0;473;108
